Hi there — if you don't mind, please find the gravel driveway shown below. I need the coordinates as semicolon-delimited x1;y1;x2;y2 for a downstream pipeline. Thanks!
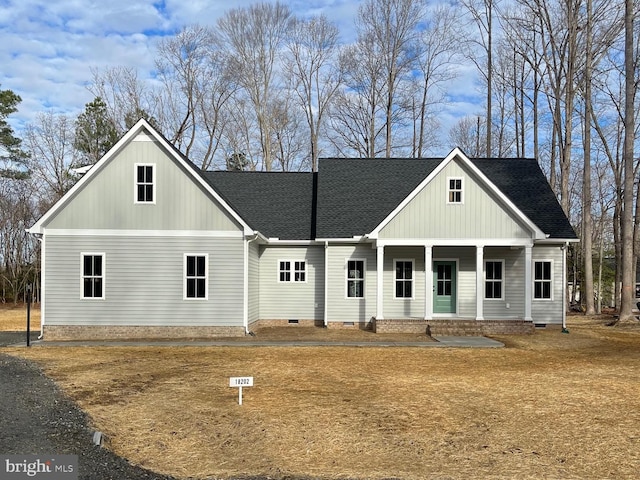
0;338;333;480
0;351;178;480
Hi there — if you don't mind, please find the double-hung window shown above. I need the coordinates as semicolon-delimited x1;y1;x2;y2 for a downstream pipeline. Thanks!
82;253;104;299
347;260;365;298
185;254;208;299
394;260;414;298
485;260;504;299
534;260;552;299
447;177;463;204
279;261;306;282
135;164;155;203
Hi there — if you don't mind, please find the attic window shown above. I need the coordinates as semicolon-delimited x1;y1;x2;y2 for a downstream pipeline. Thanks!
135;164;155;203
447;177;463;204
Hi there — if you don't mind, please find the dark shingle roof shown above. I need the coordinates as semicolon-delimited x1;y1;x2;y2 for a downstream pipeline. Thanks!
204;171;315;239
472;158;577;240
315;158;440;238
200;157;576;241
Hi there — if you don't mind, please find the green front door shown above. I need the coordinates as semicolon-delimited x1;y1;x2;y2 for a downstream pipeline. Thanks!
433;261;457;314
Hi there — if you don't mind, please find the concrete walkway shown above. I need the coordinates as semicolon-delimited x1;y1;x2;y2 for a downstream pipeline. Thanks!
7;335;504;348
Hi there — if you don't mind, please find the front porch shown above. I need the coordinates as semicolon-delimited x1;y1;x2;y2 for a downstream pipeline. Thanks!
372;317;535;335
368;242;553;333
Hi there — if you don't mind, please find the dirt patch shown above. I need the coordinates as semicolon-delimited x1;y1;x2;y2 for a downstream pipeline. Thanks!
4;314;640;479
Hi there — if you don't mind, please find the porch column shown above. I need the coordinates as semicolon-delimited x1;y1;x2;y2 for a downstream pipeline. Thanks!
476;245;484;320
376;245;384;320
424;245;433;320
524;246;533;321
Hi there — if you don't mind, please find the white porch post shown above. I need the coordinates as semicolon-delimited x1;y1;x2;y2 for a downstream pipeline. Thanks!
424;245;433;320
524;245;533;321
476;245;484;320
376;245;384;320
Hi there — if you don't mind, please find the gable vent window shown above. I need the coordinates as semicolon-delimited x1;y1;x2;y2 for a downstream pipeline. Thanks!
136;164;155;203
447;177;463;204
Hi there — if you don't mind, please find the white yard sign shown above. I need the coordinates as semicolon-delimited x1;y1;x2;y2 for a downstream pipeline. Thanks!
229;377;254;405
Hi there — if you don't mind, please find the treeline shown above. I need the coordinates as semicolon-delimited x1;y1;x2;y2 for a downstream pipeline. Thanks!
1;0;639;314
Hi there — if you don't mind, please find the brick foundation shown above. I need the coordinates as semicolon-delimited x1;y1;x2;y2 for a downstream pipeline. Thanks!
44;325;246;341
373;318;535;335
249;319;324;329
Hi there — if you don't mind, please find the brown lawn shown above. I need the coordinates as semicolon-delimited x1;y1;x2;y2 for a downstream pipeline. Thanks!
0;303;41;331
3;313;640;479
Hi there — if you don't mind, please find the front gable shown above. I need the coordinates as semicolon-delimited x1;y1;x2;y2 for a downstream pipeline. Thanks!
30;120;250;235
371;149;545;242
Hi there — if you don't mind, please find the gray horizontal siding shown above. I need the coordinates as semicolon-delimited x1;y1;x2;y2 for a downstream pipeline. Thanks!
44;235;244;326
531;245;564;324
326;244;377;323
258;245;324;320
46;136;241;232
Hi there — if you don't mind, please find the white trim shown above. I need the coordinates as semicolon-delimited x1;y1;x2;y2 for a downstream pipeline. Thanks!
345;258;366;300
183;253;209;300
476;247;484;320
369;148;546;240
393;258;415;300
375;238;534;247
43;229;243;238
277;259;307;283
446;176;464;205
324;241;329;326
134;163;156;204
524;246;533;321
80;252;105;300
484;259;505;301
40;236;46;334
376;247;384;319
424;246;432;320
533;258;554;301
28;118;253;236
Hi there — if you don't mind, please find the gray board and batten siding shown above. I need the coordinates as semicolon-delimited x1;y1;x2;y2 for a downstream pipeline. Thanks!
379;159;532;240
45;134;241;232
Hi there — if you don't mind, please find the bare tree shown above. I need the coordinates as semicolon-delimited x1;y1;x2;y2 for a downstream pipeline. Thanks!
215;2;294;171
462;0;495;157
284;15;341;171
619;0;637;323
413;5;462;157
25;112;77;206
356;0;426;158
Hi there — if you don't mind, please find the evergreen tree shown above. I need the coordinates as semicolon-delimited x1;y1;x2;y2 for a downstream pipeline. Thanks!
74;97;119;165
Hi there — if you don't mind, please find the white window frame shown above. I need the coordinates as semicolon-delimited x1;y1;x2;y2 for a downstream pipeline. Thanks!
278;260;307;283
484;259;504;300
346;259;366;299
447;176;464;204
134;163;156;204
394;259;415;300
80;252;105;300
533;259;554;301
184;253;208;300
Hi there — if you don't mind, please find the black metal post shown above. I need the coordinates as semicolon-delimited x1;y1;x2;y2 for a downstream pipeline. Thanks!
26;285;32;347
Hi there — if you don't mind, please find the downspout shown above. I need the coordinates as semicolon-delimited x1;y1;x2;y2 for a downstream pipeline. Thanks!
27;232;45;339
243;233;260;335
323;241;328;327
562;242;568;333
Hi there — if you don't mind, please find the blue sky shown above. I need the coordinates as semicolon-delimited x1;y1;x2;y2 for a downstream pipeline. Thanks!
0;0;481;136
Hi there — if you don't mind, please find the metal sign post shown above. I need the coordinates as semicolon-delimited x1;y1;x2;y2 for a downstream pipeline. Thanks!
26;285;32;347
229;377;253;405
